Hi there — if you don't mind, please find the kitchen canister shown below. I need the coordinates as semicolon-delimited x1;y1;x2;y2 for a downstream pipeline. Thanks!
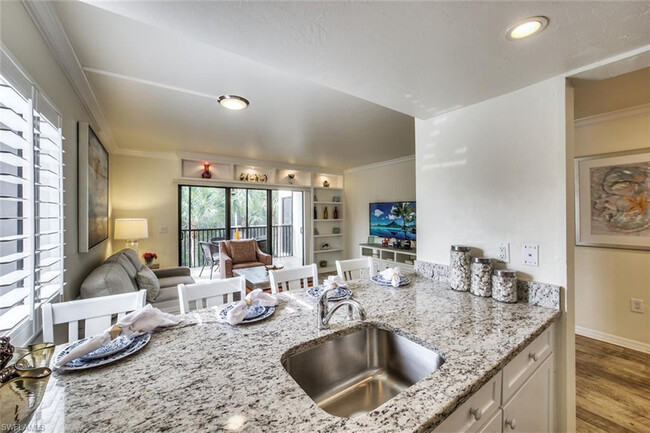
492;269;518;303
449;245;471;292
470;257;493;297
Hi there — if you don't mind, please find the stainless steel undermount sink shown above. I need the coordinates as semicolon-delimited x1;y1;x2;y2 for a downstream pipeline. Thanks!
281;325;445;418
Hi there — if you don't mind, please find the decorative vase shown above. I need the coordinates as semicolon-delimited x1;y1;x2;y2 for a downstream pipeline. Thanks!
319;260;327;268
145;258;154;266
322;180;330;188
201;163;211;179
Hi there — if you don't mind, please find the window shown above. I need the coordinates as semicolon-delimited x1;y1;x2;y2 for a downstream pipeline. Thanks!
0;48;64;344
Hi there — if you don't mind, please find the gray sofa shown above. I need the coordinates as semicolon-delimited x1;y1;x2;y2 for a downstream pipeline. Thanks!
79;249;194;313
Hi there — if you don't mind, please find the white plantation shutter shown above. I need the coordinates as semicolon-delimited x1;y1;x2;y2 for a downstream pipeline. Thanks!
0;47;64;341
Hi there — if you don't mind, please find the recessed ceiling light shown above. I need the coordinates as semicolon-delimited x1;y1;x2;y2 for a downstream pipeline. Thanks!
217;95;249;110
506;16;549;41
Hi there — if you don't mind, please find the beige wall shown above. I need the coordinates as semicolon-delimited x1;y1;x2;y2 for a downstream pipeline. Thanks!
574;68;650;348
415;77;574;431
110;154;180;268
1;1;109;300
344;158;415;258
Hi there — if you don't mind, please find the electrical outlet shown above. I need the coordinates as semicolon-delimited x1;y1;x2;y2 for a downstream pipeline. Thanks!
498;243;510;263
523;244;539;266
630;298;645;314
159;225;168;233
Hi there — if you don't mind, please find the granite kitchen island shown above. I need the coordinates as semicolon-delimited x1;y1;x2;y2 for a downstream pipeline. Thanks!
31;275;560;432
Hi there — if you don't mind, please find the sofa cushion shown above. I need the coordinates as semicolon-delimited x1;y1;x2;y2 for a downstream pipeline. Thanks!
80;263;136;299
158;275;195;289
137;266;160;302
232;261;265;270
153;286;180;304
229;240;257;264
121;249;143;271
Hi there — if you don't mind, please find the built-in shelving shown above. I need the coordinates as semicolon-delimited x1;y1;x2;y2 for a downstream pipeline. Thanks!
359;243;416;272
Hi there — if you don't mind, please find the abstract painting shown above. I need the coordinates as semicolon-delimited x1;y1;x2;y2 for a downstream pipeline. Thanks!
576;149;650;250
78;123;109;252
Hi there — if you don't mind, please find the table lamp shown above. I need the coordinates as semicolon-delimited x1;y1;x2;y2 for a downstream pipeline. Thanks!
114;218;148;252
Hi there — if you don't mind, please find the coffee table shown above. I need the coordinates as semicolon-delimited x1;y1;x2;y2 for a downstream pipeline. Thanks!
233;265;277;293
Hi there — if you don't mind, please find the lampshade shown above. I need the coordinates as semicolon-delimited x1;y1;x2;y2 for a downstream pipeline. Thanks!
114;218;148;240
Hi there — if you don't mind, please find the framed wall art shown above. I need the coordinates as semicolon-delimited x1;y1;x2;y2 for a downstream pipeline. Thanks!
575;148;650;250
78;122;109;252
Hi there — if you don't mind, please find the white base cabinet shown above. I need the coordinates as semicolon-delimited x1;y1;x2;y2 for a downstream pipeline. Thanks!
502;356;553;433
434;326;554;433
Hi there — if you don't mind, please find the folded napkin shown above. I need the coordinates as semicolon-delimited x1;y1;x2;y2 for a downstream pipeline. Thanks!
55;305;181;367
379;267;402;288
226;289;278;325
322;275;346;294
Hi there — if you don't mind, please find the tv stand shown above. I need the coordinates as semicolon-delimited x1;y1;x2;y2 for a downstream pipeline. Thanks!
359;243;417;272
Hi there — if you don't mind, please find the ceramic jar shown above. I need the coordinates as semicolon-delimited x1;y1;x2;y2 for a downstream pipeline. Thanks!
449;245;471;292
470;257;493;297
492;269;518;303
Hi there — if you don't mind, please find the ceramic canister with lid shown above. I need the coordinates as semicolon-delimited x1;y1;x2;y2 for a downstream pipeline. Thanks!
492;269;518;303
449;245;471;292
470;257;493;297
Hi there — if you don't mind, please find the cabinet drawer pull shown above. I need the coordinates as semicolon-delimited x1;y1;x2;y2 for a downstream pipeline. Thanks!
505;418;517;430
469;407;483;421
529;352;539;362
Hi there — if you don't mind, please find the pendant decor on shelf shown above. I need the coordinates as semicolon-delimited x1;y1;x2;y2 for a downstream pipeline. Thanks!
201;163;212;179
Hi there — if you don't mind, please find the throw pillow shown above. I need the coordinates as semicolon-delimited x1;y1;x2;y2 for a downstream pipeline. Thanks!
229;240;257;264
136;266;160;302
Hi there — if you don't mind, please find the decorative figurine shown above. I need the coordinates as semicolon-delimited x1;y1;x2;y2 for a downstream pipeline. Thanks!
201;163;211;179
288;173;295;184
322;180;330;188
382;238;389;247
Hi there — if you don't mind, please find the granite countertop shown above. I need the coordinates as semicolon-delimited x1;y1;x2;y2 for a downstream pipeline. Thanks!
31;276;560;432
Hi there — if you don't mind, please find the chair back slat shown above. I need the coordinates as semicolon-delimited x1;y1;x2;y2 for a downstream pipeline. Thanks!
268;264;318;294
336;257;374;281
68;321;79;342
41;290;147;344
85;316;112;336
177;277;246;314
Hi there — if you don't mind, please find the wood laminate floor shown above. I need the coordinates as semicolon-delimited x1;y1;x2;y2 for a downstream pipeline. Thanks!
576;335;650;433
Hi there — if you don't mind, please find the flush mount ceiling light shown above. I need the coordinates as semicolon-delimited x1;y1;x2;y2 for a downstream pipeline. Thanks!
217;95;249;110
506;16;549;40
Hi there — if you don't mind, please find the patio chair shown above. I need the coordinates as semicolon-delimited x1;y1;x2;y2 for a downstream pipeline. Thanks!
199;241;220;279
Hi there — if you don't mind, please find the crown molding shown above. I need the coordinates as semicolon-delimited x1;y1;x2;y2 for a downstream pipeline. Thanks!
574;103;650;127
112;148;179;161
344;155;415;173
21;0;118;152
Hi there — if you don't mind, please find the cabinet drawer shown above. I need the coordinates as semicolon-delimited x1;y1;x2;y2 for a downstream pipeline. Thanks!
502;325;553;403
478;408;502;433
434;372;502;433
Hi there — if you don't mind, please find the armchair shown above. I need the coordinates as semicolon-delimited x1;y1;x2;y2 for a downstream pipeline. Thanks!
219;239;272;278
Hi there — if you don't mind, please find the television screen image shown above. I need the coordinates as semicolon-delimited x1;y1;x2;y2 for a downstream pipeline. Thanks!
369;201;416;241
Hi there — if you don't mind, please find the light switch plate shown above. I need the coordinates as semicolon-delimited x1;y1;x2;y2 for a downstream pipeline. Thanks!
523;244;539;266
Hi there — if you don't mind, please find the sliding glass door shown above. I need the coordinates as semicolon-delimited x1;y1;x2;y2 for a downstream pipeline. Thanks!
178;186;303;268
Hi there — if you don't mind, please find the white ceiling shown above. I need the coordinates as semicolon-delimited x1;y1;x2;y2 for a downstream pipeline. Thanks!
82;1;650;120
54;2;415;169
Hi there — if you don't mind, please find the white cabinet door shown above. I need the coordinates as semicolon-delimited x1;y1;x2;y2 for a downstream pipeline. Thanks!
478;409;502;433
502;356;553;433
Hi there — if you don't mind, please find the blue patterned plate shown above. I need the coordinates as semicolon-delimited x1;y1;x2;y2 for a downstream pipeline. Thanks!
54;333;151;372
371;274;411;287
307;285;352;301
79;335;133;361
220;304;276;324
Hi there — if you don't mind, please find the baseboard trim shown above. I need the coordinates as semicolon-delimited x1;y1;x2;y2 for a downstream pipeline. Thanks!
575;326;650;354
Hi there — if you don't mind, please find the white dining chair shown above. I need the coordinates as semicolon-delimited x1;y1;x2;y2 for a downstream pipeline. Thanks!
336;257;374;281
177;276;246;314
268;264;319;294
42;289;147;344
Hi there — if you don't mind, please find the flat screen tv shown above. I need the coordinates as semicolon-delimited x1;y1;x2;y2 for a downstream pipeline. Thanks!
369;201;416;241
